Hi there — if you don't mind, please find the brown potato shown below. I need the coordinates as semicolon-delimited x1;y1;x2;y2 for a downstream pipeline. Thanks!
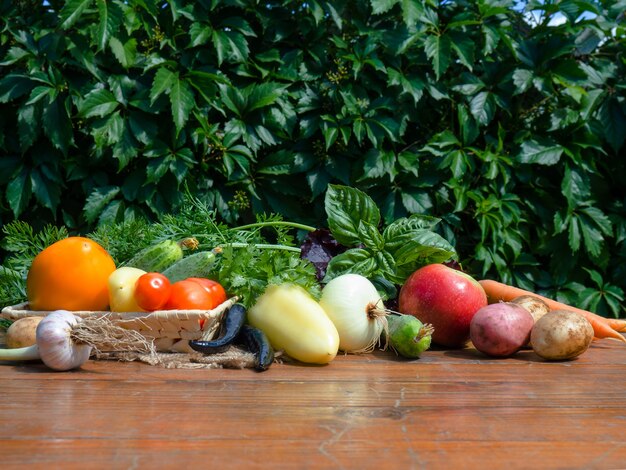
6;316;43;348
511;295;550;323
530;310;594;360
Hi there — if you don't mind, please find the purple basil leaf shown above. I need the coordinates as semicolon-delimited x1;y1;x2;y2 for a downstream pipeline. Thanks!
300;228;348;281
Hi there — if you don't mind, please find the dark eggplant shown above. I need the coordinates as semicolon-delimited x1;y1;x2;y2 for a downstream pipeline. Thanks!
189;303;247;354
238;324;274;371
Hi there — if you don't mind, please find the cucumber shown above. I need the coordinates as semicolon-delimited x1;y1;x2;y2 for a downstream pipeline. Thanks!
161;248;221;283
125;240;184;272
387;314;434;359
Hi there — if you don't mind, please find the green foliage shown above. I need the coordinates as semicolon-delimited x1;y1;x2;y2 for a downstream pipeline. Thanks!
324;184;456;291
0;0;625;317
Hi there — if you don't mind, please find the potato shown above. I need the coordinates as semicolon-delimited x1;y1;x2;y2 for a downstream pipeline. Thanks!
531;309;594;360
6;316;43;348
511;295;551;348
511;295;550;323
469;303;534;357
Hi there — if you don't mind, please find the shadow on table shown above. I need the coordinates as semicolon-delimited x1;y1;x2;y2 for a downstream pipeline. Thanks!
442;346;547;363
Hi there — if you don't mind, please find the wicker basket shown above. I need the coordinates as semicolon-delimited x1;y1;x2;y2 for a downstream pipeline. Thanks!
0;297;238;349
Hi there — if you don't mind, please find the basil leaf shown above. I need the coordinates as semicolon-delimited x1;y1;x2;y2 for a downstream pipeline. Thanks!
323;248;377;282
325;184;381;246
374;250;396;277
390;230;456;282
383;214;442;245
358;220;384;251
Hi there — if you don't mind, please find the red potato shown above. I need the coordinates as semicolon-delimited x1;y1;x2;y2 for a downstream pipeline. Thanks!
470;303;534;357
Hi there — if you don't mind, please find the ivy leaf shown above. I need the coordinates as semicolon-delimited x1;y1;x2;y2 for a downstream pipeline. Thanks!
325;184;381;246
42;97;73;155
109;37;137;68
150;67;176;104
257;151;296;175
512;69;534;95
6;167;32;217
387;68;424;105
400;0;423;26
401;190;433;214
517;139;564;165
469;91;496;126
187;70;226;103
92;111;124;147
359;148;396;181
170;76;195;136
95;0;122;51
30;168;61;213
424;34;451;81
370;0;399;14
17;104;40;151
322;122;339;150
78;88;119;118
247;82;289;113
112;123;138;170
59;0;93;30
0;74;34;103
84;186;121;224
0;46;30;66
25;85;55;106
306;169;331;199
598;98;626;152
212;30;249;66
189;22;212;47
561;165;591;208
449;31;475;71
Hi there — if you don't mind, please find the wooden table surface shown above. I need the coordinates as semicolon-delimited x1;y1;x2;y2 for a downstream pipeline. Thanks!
1;335;625;469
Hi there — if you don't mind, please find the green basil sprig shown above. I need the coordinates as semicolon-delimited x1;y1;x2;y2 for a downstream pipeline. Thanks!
323;185;457;295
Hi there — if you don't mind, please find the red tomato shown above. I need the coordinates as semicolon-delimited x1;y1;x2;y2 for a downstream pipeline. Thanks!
186;278;228;309
134;273;171;311
163;280;214;310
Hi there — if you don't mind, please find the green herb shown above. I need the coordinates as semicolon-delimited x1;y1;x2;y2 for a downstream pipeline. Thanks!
0;195;319;309
0;222;69;308
323;185;457;290
218;245;321;308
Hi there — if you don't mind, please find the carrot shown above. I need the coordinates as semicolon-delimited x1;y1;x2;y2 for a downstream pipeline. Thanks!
478;279;626;343
603;317;626;333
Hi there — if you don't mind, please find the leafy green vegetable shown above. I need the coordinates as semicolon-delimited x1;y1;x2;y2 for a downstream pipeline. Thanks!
323;185;456;289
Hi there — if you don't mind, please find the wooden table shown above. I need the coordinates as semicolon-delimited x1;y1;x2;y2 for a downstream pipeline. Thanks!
1;336;625;469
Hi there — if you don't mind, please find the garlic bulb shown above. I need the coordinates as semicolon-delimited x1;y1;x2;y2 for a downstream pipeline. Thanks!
0;310;92;371
36;311;92;371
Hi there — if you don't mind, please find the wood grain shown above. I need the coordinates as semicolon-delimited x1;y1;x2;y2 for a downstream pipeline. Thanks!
1;338;625;469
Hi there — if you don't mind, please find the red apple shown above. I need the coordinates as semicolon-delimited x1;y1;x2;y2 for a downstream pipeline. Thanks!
398;264;488;348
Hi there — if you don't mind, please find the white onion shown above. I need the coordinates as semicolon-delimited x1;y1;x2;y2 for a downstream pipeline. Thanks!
319;274;387;353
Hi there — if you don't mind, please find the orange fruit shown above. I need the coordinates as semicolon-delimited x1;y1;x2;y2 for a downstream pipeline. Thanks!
26;237;116;311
